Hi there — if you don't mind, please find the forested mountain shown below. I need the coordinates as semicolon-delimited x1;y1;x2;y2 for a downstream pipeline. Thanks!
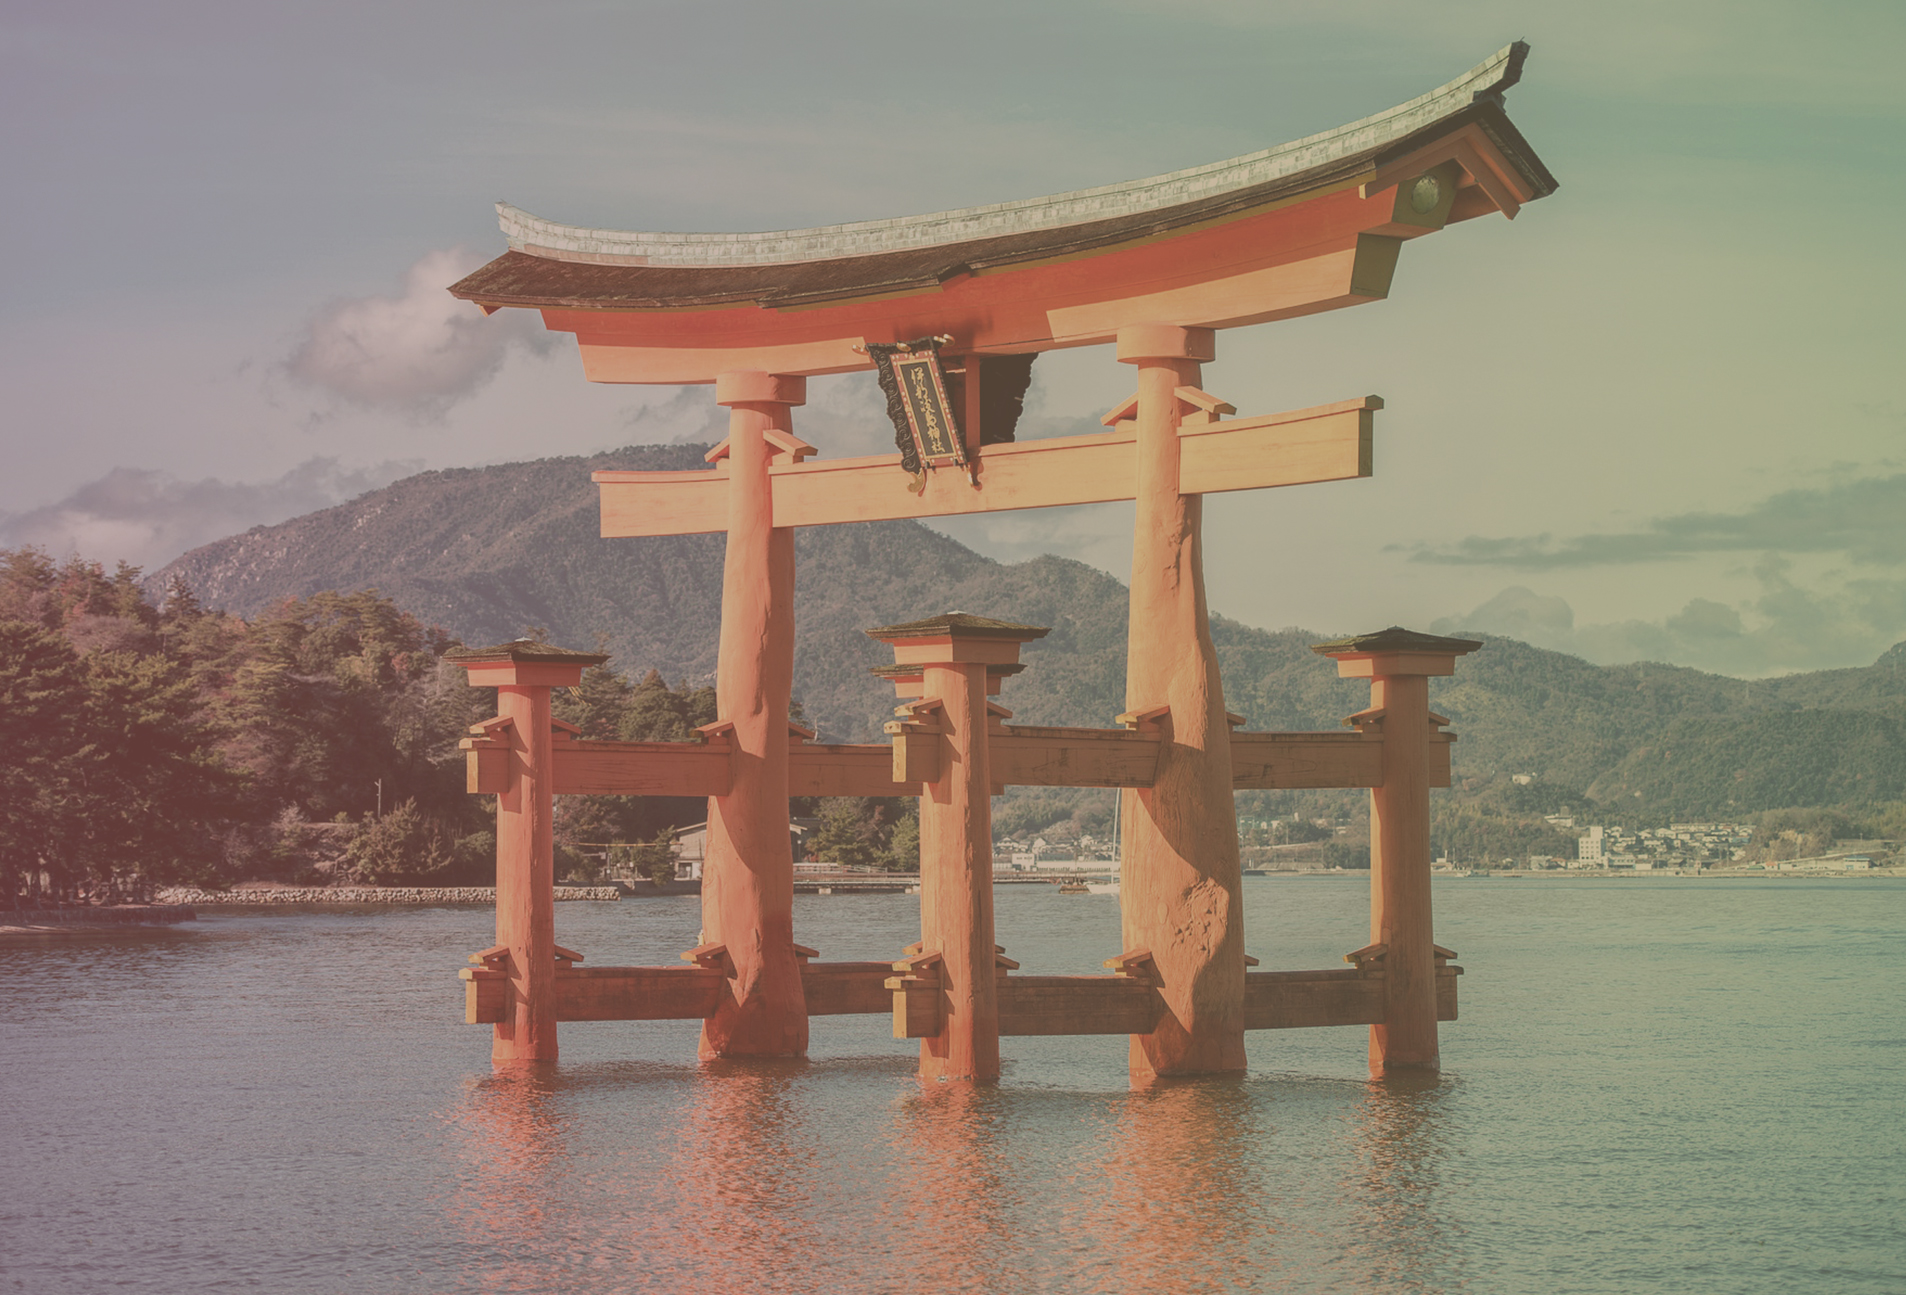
150;445;1906;821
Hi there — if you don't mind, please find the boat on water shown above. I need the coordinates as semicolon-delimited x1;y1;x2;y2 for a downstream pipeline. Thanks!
1085;880;1120;896
1057;880;1089;894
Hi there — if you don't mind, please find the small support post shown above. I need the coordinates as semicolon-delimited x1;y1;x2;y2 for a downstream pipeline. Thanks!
869;613;1049;1081
446;641;608;1062
1114;322;1246;1080
702;370;810;1058
1314;628;1479;1076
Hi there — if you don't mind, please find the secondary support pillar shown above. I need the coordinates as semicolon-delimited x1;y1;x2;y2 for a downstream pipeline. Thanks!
1314;628;1480;1076
1115;323;1246;1079
701;370;810;1059
447;642;607;1063
870;613;1048;1082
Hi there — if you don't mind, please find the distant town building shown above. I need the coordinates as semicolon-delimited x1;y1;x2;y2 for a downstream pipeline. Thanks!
1574;822;1752;870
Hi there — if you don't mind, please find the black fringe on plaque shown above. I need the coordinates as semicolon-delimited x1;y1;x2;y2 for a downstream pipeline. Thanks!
866;337;959;475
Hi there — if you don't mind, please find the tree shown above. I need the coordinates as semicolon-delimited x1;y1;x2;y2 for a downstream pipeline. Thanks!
343;799;455;885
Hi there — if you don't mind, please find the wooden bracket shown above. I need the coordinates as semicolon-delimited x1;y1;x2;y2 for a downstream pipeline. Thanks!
763;428;818;464
1433;944;1457;962
1343;942;1388;971
792;943;820;962
1243;953;1260;967
994;951;1020;971
1174;385;1237;427
889;949;945;977
1103;948;1160;985
1343;706;1385;733
682;942;732;975
467;943;582;970
1100;393;1139;426
884;698;945;784
1116;703;1171;732
695;720;737;743
787;720;817;746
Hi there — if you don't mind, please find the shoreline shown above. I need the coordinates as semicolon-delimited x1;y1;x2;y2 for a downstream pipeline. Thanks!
0;903;197;935
154;886;623;905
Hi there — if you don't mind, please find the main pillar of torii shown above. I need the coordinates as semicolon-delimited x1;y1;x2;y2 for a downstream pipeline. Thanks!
1117;323;1246;1077
699;371;809;1058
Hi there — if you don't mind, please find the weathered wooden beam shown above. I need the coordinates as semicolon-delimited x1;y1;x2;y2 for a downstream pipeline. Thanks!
595;397;1376;538
1242;969;1385;1029
991;725;1162;789
800;961;894;1016
787;744;919;798
557;966;724;1021
1230;732;1383;790
551;740;733;797
467;725;1449;799
466;961;1461;1031
997;976;1160;1036
460;967;508;1025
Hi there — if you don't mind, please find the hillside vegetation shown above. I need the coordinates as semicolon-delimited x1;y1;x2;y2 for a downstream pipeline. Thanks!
138;445;1906;833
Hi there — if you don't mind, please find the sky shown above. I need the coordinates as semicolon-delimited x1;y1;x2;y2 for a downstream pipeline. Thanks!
3;0;1902;677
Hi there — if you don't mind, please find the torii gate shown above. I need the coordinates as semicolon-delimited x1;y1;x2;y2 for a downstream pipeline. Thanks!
445;44;1554;1082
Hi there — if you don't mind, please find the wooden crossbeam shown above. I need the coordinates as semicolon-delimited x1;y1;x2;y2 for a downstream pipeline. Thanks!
595;396;1378;538
462;960;899;1025
887;966;1463;1039
465;961;1461;1031
462;724;1452;798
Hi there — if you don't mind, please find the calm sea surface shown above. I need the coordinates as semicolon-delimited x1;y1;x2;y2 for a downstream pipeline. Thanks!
3;877;1901;1294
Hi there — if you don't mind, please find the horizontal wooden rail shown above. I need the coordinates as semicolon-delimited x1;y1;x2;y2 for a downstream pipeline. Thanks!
595;397;1376;538
462;960;896;1025
887;965;1462;1039
466;725;1451;798
468;962;1461;1031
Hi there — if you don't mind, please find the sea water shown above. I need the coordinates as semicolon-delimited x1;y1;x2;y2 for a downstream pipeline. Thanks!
2;877;1901;1294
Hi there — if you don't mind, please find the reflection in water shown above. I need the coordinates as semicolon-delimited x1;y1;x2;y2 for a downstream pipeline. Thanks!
673;1058;823;1289
1096;1078;1264;1294
446;1062;576;1292
1340;1072;1463;1294
888;1082;1021;1289
440;1055;1463;1293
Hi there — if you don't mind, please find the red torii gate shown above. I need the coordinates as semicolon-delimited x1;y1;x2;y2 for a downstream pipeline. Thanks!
444;44;1554;1081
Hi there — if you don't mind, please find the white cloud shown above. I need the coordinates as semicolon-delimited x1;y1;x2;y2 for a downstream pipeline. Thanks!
284;249;550;418
1435;570;1906;678
0;458;418;572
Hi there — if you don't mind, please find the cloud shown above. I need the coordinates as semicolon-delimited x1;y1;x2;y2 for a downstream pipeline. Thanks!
285;249;551;418
1434;570;1906;677
1410;473;1906;570
0;458;418;572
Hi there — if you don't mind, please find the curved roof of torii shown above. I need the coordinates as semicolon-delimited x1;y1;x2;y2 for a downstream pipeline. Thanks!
450;43;1555;383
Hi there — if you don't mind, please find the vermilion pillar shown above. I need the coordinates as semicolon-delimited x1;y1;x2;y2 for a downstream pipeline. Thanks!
870;613;1047;1082
1115;323;1246;1079
700;370;809;1058
449;642;607;1063
1314;628;1479;1075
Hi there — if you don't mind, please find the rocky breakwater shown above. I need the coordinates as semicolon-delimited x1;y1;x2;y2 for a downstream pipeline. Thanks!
155;886;621;904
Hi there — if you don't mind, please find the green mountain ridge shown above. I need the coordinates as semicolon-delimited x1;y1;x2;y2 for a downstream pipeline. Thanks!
151;446;1906;820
